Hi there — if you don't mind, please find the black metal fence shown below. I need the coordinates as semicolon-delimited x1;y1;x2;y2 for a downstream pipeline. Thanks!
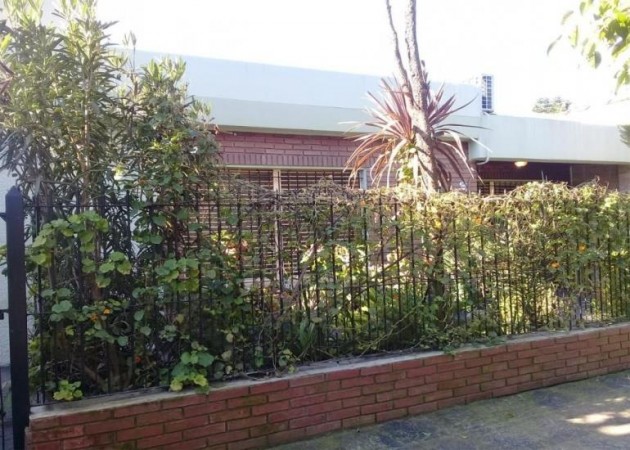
4;181;630;447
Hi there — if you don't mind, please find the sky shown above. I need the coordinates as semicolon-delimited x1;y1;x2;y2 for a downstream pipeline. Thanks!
94;0;616;115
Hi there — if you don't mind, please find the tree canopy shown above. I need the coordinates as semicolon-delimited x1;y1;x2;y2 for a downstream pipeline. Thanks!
532;97;572;114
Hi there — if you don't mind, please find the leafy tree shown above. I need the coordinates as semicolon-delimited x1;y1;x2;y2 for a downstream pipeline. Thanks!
347;0;473;193
551;0;630;90
532;96;572;114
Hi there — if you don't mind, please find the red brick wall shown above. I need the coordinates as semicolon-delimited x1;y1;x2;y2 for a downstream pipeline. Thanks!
30;325;629;450
217;131;477;192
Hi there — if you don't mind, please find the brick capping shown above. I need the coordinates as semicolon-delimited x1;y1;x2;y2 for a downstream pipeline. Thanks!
27;324;630;449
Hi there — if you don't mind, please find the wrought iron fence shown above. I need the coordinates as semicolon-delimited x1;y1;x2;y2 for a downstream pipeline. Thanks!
6;181;630;414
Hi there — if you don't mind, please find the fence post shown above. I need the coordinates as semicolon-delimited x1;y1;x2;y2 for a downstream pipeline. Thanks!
6;186;28;450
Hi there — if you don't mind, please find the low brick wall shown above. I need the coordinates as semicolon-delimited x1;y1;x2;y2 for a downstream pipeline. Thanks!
27;324;630;450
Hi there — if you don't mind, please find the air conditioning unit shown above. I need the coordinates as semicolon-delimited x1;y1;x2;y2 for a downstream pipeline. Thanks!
480;74;494;113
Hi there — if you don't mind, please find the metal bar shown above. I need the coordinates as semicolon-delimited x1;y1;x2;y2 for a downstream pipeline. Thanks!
6;187;29;450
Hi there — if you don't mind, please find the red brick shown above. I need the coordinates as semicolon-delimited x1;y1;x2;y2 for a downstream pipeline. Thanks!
376;389;408;403
482;362;508;373
394;359;424;370
183;422;227;440
291;413;327;429
30;417;61;431
491;352;518;363
361;401;393;415
425;371;454;383
327;407;361;421
465;356;493;368
290;393;327;408
137;431;182;449
437;361;466;373
454;385;481;397
208;429;251;446
508;357;533;369
493;368;519;380
466;391;493;403
328;386;361;401
209;387;250;402
395;377;428;389
407;365;437;378
566;356;588;367
518;365;542;375
554;335;578;345
566;341;590;351
31;443;62;450
532;354;557;364
608;334;628;344
480;380;505;391
162;394;207;409
555;365;578;377
268;429;307;446
210;407;251;423
557;350;580;360
250;380;289;395
341;376;374;389
424;390;453;402
227;437;268;450
360;364;392;376
33;426;85;443
393;395;423;409
539;344;567;355
307;400;343;416
438;378;466;390
342;414;376;429
407;383;438;397
137;408;183;426
506;374;531;386
326;369;361;381
465;373;493;384
531;339;558;349
408;401;438;415
165;438;207;450
249;422;288;438
84;417;135;435
531;369;557;381
377;408;408;422
227;394;267;409
114;401;161;418
228;414;267;431
252;400;290;416
61;433;113;449
343;394;375;408
480;346;508;356
118;423;164;442
507;342;532;352
542;360;566;371
492;385;519;397
184;400;227;418
438;396;467;409
375;371;406;383
578;361;601;373
362;382;394;395
289;374;326;387
165;415;209;433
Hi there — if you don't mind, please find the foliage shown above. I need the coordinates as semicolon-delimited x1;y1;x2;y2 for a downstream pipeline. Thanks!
551;0;630;90
346;0;474;193
532;97;572;114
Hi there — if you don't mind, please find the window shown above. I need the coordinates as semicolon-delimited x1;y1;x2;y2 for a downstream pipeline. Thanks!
225;168;365;191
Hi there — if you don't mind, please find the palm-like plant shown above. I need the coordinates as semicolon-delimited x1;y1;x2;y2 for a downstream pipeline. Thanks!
347;0;476;194
347;76;474;191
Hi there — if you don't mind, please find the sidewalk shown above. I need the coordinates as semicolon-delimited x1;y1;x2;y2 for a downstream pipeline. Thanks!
273;370;630;449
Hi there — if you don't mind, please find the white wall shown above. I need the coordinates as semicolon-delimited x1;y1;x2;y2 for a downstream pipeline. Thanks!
469;114;630;165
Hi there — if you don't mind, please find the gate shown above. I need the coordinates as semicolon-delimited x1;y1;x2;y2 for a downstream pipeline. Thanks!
0;187;29;450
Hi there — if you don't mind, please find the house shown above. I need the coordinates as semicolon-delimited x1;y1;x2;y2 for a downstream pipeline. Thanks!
133;51;630;194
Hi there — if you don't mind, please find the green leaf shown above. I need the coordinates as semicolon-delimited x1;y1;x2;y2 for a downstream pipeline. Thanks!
197;353;214;368
170;379;183;392
117;336;129;347
116;260;132;275
134;310;145;322
139;326;152;336
181;352;192;364
152;215;167;226
99;262;115;274
31;253;47;265
96;275;111;288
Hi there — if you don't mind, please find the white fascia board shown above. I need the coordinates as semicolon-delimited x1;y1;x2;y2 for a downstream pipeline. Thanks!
206;96;481;137
470;114;630;165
